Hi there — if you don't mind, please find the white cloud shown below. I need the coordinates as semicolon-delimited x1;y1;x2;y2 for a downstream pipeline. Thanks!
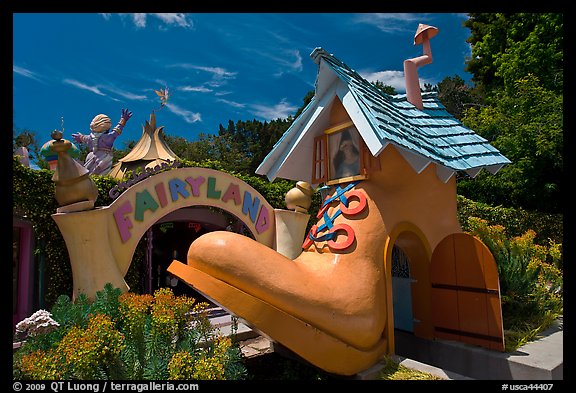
249;48;303;76
191;65;237;80
131;14;147;28
286;49;303;72
105;86;148;101
153;14;192;28
250;99;298;120
178;85;213;93
361;70;406;92
352;13;425;33
166;103;201;124
63;79;148;101
270;49;303;72
102;13;193;29
217;98;246;109
169;63;237;88
63;79;106;96
169;63;237;79
360;69;436;93
13;65;43;82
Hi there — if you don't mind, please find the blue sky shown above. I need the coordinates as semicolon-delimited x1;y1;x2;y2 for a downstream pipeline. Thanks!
13;13;473;150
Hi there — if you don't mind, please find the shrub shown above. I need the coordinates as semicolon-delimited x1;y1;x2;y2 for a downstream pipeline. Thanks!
13;284;247;380
457;195;563;247
466;217;563;350
15;312;125;380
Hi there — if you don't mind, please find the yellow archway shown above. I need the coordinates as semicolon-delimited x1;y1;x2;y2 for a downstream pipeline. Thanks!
52;167;276;299
384;222;433;351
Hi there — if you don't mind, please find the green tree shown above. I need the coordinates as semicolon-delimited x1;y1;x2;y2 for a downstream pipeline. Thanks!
13;126;48;169
437;75;480;120
112;140;137;163
422;83;437;93
459;74;562;213
161;118;291;177
293;90;315;119
458;13;563;213
216;118;292;174
372;81;397;95
464;13;563;95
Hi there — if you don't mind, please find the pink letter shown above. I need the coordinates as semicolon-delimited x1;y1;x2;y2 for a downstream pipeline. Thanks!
255;204;270;234
185;176;205;197
155;182;168;208
221;183;242;205
113;201;134;243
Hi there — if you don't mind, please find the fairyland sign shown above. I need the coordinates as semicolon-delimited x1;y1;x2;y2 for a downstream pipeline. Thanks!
109;160;181;200
111;167;273;244
51;166;276;299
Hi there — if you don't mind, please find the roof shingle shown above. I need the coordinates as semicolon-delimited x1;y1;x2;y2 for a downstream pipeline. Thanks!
256;48;510;183
317;49;510;172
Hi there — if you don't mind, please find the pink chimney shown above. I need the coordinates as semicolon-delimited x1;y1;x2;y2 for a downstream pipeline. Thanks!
403;23;439;109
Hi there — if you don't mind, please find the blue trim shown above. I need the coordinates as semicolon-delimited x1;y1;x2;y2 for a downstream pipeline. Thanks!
308;181;361;242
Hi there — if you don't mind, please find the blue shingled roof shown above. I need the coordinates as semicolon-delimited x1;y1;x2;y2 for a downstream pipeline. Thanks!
256;48;510;184
316;48;511;172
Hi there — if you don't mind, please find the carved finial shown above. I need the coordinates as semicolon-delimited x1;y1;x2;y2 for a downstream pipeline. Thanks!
51;129;63;141
285;181;314;213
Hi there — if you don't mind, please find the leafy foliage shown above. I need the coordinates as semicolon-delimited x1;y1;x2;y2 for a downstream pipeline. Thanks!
12;128;50;169
161;117;292;176
466;217;562;351
463;13;563;95
437;75;480;120
293;90;315;119
12;157;145;307
13;285;247;380
457;195;562;247
453;13;564;214
372;81;397;95
13;157;72;307
459;74;562;213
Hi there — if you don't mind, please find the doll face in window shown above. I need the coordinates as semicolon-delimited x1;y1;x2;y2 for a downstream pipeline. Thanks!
339;140;357;160
330;128;360;180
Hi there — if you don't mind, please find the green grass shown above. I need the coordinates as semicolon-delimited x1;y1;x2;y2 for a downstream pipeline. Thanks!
503;310;561;352
243;352;444;380
378;357;443;380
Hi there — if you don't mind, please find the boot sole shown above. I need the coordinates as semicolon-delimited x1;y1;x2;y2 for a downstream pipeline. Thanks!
168;259;388;376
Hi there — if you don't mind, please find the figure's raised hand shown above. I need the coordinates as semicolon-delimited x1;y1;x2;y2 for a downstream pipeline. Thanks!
72;133;83;144
121;108;133;122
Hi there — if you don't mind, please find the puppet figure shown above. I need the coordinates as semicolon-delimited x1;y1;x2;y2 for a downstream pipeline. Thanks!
72;108;132;175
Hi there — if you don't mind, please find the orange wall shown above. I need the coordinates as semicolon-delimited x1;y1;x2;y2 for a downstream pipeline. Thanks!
329;97;461;250
329;98;462;341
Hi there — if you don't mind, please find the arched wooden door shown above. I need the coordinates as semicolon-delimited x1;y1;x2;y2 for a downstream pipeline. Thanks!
430;233;505;351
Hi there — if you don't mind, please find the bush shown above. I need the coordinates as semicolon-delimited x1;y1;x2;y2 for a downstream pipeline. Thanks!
466;217;563;350
13;284;247;380
457;195;563;247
